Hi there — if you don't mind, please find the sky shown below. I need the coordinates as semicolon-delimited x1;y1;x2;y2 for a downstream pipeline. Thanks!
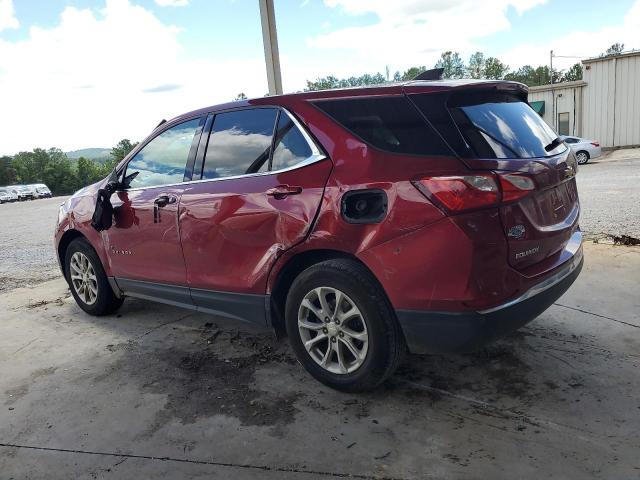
0;0;639;154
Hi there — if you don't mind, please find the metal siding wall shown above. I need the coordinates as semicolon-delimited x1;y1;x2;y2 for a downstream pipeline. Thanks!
528;86;582;136
528;90;554;127
614;55;640;147
584;60;615;147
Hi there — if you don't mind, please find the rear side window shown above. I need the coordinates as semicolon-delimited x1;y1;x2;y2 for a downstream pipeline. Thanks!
202;108;278;179
312;96;452;156
271;113;313;170
448;92;567;159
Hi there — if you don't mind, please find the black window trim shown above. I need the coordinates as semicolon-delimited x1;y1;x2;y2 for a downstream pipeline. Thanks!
119;106;326;191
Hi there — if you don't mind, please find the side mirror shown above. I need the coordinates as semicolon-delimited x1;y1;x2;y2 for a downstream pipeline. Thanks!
121;171;139;189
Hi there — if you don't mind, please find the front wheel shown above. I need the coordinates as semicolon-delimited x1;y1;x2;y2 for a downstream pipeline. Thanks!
285;259;404;392
65;238;123;316
576;150;590;164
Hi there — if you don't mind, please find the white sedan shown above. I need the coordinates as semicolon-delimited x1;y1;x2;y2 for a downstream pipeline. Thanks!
560;136;602;165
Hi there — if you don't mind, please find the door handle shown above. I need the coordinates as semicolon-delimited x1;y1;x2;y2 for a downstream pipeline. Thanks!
154;195;177;207
266;185;303;199
153;195;177;223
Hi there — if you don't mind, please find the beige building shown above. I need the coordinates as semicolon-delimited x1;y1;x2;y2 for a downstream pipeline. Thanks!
528;51;640;148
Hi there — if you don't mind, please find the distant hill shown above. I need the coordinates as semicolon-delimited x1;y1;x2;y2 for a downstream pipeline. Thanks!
66;148;111;163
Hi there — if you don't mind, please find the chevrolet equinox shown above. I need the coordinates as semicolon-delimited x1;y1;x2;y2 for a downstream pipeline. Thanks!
55;79;583;391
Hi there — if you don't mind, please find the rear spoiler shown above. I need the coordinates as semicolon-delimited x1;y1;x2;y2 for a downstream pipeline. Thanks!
403;80;529;102
413;68;444;80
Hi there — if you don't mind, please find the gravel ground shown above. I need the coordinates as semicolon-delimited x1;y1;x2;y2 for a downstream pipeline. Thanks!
0;151;637;292
576;152;640;240
0;196;68;292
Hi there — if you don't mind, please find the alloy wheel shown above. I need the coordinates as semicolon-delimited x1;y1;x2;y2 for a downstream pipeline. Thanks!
69;251;98;305
297;286;369;374
576;152;588;164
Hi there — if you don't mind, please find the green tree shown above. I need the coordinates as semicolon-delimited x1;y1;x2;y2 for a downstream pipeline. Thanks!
0;155;17;185
305;72;386;91
467;52;485;79
504;65;560;86
110;139;138;165
13;151;38;183
562;63;583;81
393;66;427;81
434;51;465;79
235;92;247;100
43;152;75;194
604;43;624;56
483;57;509;80
76;156;103;188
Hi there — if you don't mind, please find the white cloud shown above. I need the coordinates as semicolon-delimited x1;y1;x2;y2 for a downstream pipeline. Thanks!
309;0;548;69
0;0;266;154
0;0;19;32
155;0;189;6
500;0;640;70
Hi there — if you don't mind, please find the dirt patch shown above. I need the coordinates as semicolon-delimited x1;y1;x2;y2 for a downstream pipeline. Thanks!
612;234;640;246
26;297;65;309
4;367;57;405
92;328;301;435
392;339;535;404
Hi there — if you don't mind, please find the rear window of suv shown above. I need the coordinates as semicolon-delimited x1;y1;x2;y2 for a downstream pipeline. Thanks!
412;91;567;159
312;96;452;156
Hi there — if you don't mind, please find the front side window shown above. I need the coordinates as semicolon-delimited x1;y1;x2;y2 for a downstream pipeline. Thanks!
447;92;567;159
202;108;278;179
271;113;313;171
126;118;201;189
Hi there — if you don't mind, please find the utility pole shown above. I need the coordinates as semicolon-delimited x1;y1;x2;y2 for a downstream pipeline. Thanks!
550;50;555;130
258;0;283;95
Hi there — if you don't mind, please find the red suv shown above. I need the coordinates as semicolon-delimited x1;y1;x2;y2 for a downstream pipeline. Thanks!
55;79;583;391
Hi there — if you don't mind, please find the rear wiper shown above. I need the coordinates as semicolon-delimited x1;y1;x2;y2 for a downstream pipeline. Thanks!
545;137;563;152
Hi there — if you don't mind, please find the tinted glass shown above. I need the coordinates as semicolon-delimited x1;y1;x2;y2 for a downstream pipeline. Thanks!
202;108;277;179
558;112;570;136
271;113;312;170
127;118;200;188
313;96;452;156
448;92;567;158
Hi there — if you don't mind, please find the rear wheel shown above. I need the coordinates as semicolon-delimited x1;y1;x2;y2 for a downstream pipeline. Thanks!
285;259;404;392
65;238;123;316
576;150;590;164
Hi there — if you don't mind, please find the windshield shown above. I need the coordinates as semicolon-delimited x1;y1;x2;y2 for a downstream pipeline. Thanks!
448;92;567;159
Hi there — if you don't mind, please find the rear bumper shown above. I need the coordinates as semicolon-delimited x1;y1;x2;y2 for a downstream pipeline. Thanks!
396;240;583;354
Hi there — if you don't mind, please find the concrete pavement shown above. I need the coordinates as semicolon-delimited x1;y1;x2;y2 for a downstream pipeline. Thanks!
1;242;639;479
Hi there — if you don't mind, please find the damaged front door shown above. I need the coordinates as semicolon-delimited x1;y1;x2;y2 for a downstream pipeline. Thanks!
178;107;331;323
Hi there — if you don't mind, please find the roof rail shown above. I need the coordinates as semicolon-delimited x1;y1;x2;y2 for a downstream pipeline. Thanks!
413;68;444;81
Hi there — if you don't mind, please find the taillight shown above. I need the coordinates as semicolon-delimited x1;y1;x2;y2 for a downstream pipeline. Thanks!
413;175;499;212
499;173;535;202
413;172;536;213
591;142;600;147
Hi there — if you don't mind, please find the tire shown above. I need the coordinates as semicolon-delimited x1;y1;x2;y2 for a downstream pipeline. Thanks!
576;150;590;165
64;238;123;316
285;259;404;392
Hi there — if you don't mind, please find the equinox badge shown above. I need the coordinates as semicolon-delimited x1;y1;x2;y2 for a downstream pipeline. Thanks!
515;246;540;260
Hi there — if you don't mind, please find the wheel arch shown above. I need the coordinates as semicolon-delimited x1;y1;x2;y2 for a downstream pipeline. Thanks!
58;229;87;277
268;249;387;337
